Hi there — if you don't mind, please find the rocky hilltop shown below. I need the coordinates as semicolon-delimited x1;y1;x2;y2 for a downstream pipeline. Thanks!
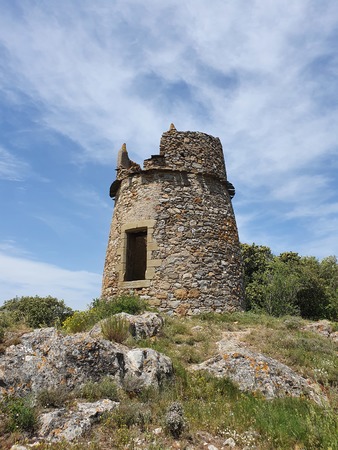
1;314;172;445
0;312;337;449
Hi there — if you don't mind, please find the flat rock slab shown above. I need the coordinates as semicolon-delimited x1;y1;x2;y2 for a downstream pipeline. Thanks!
191;335;327;405
302;320;338;343
39;399;119;442
0;327;173;399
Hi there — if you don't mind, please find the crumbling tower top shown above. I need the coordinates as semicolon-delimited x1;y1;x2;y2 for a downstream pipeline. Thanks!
112;124;235;199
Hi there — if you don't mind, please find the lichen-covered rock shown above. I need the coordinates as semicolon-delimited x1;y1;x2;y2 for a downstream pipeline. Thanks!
10;446;30;450
331;331;338;343
191;338;327;405
302;320;338;342
0;327;173;399
122;312;164;339
39;399;119;442
89;312;164;340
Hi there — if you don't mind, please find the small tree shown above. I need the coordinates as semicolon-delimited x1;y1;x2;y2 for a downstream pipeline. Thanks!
320;256;338;320
241;243;274;310
295;257;329;320
0;296;73;328
241;243;274;286
262;260;300;316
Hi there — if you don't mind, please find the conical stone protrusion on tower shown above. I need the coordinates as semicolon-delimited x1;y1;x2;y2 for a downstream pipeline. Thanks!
102;126;244;315
117;143;131;169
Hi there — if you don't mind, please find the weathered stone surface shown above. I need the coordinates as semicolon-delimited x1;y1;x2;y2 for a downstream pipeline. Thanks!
176;303;192;316
174;289;188;299
102;127;244;314
223;437;236;448
191;336;327;405
39;399;118;442
90;312;164;340
0;327;173;399
302;320;338;342
10;446;30;450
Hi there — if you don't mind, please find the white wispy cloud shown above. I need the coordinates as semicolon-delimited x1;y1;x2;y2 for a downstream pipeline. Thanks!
32;214;82;237
286;202;338;219
0;240;31;257
60;186;112;211
270;174;330;203
295;215;338;258
0;0;338;258
1;2;336;166
0;251;101;310
0;146;30;181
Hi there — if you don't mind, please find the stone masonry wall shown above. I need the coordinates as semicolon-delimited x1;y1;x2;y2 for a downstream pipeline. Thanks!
102;127;244;315
159;130;227;179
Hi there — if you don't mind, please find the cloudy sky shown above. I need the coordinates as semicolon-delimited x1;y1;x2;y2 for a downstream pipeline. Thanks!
1;0;338;310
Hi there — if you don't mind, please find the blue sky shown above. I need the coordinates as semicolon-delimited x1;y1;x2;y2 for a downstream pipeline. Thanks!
1;0;338;310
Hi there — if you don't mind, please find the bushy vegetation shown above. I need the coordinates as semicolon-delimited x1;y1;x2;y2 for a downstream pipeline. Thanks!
62;295;146;333
100;315;130;342
164;401;186;438
1;396;37;433
77;377;119;402
36;386;72;408
241;243;338;320
0;295;73;329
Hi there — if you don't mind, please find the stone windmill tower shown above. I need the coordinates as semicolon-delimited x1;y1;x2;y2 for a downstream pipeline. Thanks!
102;124;244;314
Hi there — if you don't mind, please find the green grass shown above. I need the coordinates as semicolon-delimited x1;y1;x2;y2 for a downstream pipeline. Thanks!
197;310;283;327
36;386;72;408
2;311;338;450
62;295;147;333
1;396;37;433
100;315;130;343
137;316;218;366
77;377;119;402
245;328;338;388
130;313;338;449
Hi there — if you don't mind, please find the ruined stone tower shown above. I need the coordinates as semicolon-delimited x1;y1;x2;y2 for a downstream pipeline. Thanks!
102;125;244;314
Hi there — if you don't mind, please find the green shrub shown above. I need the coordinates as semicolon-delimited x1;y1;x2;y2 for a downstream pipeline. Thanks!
63;295;146;334
101;315;130;343
242;243;338;321
2;397;37;433
78;377;119;401
283;316;303;330
62;310;98;333
92;295;147;316
111;402;152;430
250;260;301;317
0;309;16;330
164;402;186;438
36;387;72;408
0;296;73;328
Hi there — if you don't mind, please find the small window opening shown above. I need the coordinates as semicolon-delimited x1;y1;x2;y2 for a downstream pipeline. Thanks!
125;229;147;281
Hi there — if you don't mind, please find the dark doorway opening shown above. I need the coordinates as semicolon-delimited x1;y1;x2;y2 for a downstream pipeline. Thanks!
125;230;147;281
